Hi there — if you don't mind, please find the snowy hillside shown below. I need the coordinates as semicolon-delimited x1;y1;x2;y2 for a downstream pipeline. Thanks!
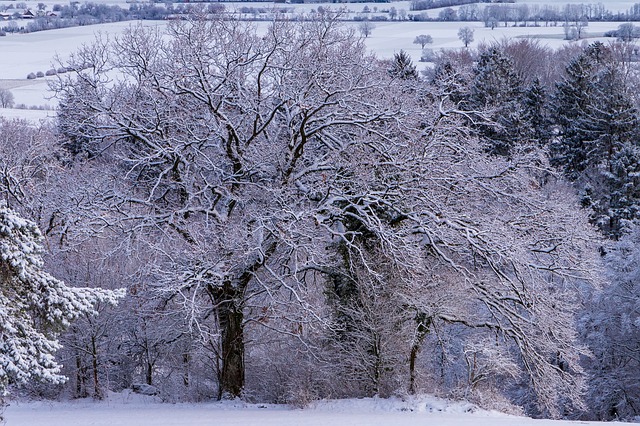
4;394;627;426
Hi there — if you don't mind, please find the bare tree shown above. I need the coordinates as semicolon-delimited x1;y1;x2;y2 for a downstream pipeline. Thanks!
53;15;601;415
0;89;14;108
358;20;375;38
458;26;475;48
53;16;399;399
413;34;433;49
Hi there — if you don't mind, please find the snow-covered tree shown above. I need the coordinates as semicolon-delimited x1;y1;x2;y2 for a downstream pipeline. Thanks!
388;50;418;80
0;203;123;395
583;225;640;419
551;42;640;238
53;16;601;415
457;26;474;48
468;46;530;156
413;34;433;49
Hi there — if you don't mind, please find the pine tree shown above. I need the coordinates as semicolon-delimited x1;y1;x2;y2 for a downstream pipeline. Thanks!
388;50;418;80
469;47;528;156
603;145;640;236
551;42;640;238
523;78;551;146
550;42;614;179
0;204;122;394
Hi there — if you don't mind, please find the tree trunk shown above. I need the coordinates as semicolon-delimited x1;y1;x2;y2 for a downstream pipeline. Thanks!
75;351;87;398
408;315;431;395
91;335;102;399
408;342;419;394
216;282;245;400
183;352;190;388
146;361;153;386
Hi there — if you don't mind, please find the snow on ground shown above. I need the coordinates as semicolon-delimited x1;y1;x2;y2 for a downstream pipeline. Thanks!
352;20;624;67
0;107;54;122
3;392;628;426
0;9;631;115
0;0;638;14
0;21;164;80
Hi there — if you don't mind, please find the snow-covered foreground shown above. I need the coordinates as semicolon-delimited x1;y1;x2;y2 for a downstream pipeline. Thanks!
4;393;625;426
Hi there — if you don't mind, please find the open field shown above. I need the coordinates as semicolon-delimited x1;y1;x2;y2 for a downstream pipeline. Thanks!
3;394;630;426
0;0;638;120
0;0;639;13
0;17;629;114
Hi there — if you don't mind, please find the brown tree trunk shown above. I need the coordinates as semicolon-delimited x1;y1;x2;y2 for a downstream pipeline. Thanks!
408;315;431;395
409;342;419;395
91;335;102;399
217;283;245;399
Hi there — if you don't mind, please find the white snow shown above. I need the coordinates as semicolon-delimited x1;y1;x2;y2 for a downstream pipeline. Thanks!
0;107;54;122
3;392;627;426
0;17;630;114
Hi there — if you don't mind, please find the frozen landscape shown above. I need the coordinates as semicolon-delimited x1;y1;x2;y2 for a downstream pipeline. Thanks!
2;1;640;425
0;1;638;116
3;393;630;426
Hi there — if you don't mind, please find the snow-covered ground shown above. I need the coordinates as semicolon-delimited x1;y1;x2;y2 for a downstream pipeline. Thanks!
3;392;627;426
0;0;638;14
0;16;627;117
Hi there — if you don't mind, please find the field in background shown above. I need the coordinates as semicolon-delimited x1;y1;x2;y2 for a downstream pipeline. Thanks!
0;21;627;104
0;1;638;120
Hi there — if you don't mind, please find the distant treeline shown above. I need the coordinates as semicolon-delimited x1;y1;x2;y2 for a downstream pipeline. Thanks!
408;2;640;24
4;1;640;36
410;0;510;12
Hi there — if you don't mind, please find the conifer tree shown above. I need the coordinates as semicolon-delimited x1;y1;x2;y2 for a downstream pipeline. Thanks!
469;47;527;156
388;50;418;80
551;42;640;238
523;78;551;146
0;204;123;394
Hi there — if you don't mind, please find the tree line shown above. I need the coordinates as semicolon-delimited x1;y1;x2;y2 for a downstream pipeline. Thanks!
2;14;640;421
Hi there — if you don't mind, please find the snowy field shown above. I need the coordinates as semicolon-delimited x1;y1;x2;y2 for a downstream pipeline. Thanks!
0;16;629;121
0;0;638;13
3;393;628;426
0;0;635;120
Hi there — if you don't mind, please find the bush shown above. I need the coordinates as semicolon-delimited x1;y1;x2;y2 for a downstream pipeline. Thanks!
45;69;57;76
36;71;45;78
420;48;436;62
27;72;36;79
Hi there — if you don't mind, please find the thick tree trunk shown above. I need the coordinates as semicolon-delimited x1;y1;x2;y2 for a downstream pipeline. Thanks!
212;238;276;400
146;361;153;386
408;342;419;395
216;282;245;400
408;315;431;395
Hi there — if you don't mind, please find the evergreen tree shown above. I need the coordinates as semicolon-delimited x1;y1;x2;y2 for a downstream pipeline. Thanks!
523;78;551;146
0;204;122;395
551;42;640;238
469;47;528;156
603;146;640;235
388;50;418;80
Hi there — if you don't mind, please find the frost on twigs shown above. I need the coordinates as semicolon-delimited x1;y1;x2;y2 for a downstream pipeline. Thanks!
0;203;124;392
